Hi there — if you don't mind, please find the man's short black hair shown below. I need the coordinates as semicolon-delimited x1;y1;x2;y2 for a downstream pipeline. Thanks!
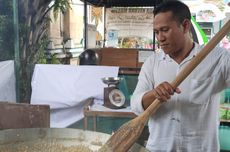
153;0;191;24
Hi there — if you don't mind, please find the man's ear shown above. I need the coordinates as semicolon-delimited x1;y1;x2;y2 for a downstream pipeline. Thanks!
182;19;191;33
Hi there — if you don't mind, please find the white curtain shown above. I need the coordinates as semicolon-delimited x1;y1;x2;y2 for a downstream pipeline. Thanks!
30;64;119;127
0;60;16;103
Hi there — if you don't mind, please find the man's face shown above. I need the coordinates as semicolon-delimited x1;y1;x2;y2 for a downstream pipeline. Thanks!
153;11;186;56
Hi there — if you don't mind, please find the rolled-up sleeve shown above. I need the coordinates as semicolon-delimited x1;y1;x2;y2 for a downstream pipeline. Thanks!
131;55;155;115
222;49;230;87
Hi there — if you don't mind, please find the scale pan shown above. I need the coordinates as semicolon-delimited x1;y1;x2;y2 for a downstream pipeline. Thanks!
102;77;122;86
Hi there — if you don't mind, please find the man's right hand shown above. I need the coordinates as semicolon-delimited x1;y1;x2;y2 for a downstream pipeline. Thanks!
152;81;181;102
142;81;181;109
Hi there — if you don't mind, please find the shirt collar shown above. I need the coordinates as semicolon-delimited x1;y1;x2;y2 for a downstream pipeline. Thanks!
158;50;170;61
158;42;199;62
185;42;199;60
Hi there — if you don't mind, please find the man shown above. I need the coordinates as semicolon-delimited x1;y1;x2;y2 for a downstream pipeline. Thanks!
131;1;230;152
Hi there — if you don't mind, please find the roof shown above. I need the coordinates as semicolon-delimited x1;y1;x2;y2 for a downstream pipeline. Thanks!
81;0;163;7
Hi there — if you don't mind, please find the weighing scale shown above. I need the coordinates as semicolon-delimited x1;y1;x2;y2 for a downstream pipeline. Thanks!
102;77;125;109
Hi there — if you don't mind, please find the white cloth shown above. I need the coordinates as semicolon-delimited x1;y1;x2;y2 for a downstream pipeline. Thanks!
31;64;119;127
131;43;230;152
0;60;16;102
92;98;133;112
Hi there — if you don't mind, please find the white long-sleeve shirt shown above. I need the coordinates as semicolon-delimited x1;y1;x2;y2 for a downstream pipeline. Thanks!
131;43;230;152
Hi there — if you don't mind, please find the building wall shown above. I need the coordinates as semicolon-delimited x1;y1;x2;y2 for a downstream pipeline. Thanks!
48;11;63;48
48;0;85;50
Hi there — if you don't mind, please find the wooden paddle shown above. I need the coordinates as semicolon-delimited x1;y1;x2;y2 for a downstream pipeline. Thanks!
99;20;230;152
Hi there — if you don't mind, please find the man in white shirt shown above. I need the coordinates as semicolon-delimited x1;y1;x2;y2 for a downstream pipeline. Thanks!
131;1;230;152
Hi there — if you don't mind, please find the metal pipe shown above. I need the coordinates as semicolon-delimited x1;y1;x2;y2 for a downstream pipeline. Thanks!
84;0;88;49
13;0;20;102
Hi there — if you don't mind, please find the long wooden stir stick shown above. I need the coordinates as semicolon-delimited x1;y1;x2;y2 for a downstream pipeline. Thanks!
99;20;230;152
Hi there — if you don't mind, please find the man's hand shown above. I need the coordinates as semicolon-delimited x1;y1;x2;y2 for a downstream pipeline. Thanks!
142;81;181;109
152;81;181;102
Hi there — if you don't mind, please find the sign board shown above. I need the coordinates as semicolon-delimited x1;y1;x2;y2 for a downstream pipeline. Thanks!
106;7;154;48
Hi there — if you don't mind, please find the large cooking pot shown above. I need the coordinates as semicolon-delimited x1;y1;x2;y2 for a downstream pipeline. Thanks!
0;128;149;152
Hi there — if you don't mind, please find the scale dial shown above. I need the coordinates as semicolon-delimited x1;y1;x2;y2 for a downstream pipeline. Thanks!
108;89;125;107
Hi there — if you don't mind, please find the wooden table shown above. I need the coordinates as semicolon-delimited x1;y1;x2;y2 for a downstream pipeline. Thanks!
83;98;136;131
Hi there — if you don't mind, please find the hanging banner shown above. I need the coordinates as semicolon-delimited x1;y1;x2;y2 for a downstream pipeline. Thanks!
194;3;225;22
106;7;154;48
